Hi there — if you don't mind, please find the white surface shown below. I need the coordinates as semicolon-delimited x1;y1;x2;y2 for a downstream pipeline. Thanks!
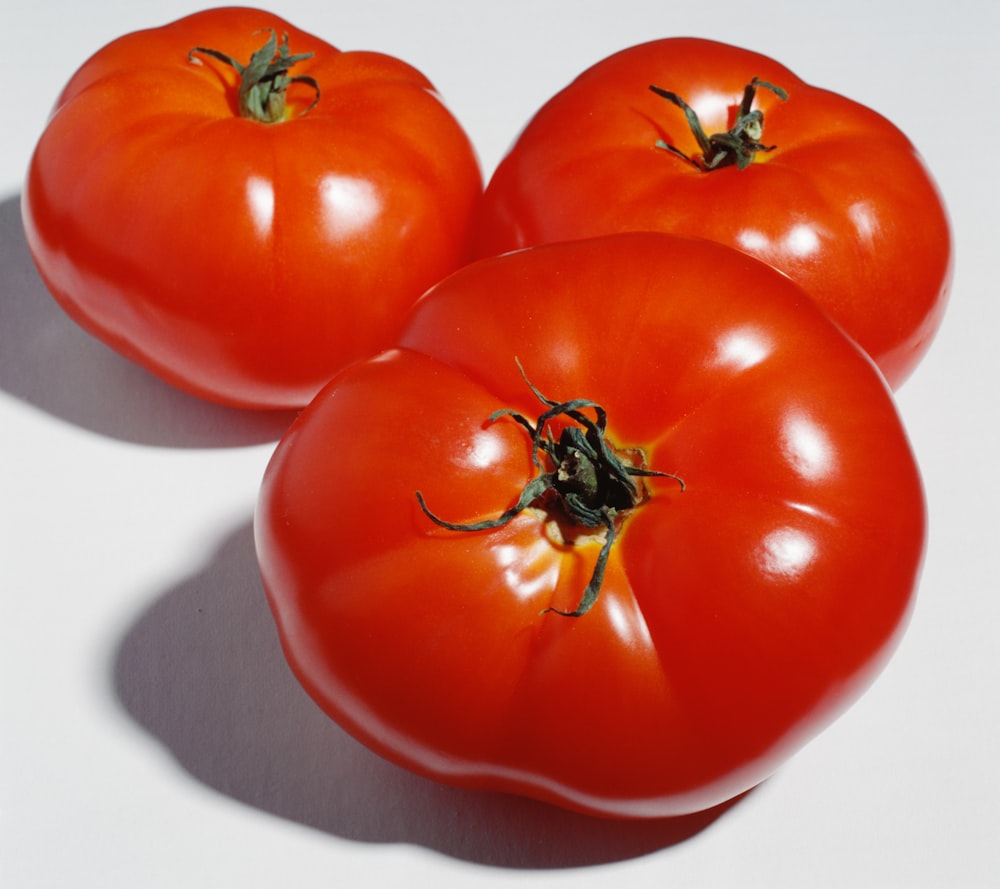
3;1;998;886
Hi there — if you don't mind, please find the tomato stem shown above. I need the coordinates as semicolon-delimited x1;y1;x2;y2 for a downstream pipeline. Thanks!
188;29;319;123
416;361;684;618
649;78;788;171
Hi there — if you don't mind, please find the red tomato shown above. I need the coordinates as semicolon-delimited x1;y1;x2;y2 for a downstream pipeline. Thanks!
475;38;952;390
255;233;925;818
22;7;482;409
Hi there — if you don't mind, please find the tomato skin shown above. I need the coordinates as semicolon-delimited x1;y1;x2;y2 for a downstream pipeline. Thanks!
475;38;952;390
22;7;482;409
255;233;925;818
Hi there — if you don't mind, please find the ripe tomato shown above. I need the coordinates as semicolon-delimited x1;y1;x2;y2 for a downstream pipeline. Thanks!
255;233;925;818
22;7;482;409
475;38;952;390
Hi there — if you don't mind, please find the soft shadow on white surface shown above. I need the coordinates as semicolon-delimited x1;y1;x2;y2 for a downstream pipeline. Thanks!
114;521;742;868
0;193;297;447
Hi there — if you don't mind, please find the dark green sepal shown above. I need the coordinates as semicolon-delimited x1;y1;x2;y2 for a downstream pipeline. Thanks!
416;361;684;618
649;77;788;171
189;28;320;123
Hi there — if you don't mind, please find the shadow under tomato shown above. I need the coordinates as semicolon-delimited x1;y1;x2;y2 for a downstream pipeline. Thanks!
112;520;745;868
0;193;297;448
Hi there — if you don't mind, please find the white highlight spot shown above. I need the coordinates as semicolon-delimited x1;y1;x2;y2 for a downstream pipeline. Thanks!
246;176;275;238
781;412;836;482
784;224;821;258
465;431;503;469
320;175;381;238
737;228;771;253
759;527;817;581
848;201;878;242
491;537;561;603
713;328;771;372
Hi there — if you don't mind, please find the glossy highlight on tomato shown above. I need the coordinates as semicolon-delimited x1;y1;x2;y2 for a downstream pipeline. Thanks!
255;232;926;818
476;38;952;390
22;7;482;408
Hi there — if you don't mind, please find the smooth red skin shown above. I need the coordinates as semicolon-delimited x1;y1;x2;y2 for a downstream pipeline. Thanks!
22;7;482;409
475;38;952;390
255;233;925;818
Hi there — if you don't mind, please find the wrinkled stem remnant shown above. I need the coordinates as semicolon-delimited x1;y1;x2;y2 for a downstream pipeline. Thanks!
416;361;684;617
649;77;788;171
189;28;319;122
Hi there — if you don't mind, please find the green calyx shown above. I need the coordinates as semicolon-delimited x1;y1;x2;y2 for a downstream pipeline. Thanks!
416;361;684;618
649;77;789;171
189;29;319;123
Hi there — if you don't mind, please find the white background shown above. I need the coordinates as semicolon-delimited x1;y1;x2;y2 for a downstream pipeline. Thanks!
3;1;998;886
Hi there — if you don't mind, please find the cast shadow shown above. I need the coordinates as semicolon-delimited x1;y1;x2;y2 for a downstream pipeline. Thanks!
113;520;744;868
0;193;296;447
